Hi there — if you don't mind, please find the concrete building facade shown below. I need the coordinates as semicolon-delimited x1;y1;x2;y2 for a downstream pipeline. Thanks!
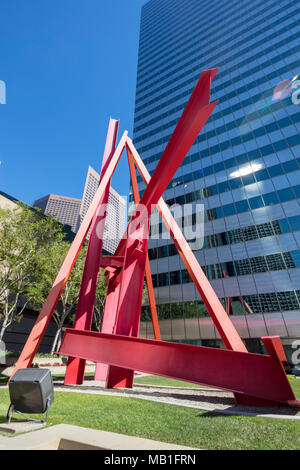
34;194;81;234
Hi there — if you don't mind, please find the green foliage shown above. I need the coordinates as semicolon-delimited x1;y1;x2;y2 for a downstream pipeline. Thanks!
0;202;108;351
0;204;65;340
142;301;207;320
30;241;90;352
92;268;107;332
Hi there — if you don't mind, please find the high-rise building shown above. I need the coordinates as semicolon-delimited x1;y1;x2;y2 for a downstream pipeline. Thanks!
133;0;300;357
34;194;81;233
78;166;126;254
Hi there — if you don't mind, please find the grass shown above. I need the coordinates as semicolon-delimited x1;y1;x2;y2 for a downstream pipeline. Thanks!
288;376;300;398
0;374;299;449
135;374;300;397
135;375;212;389
0;387;299;449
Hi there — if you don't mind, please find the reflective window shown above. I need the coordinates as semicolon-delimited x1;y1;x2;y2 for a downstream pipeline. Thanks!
223;203;235;217
293;185;300;198
282;160;299;172
268;165;283;177
279;219;291;233
263;192;279;205
229;177;243;189
159;272;169;287
288;216;300;231
248;195;264;209
278;187;294;202
290;250;300;268
255;169;269;181
242;173;255;185
170;270;181;285
235;199;249;213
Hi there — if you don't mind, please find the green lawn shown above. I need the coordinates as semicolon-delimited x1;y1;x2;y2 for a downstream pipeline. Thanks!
288;376;300;398
135;374;300;396
135;375;214;389
0;385;300;449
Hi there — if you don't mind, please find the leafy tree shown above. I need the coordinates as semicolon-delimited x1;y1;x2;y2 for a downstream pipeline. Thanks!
92;269;108;332
0;202;116;354
32;243;108;353
31;241;89;354
0;203;64;342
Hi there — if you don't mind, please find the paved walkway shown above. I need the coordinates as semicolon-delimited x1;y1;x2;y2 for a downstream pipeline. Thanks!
52;378;300;421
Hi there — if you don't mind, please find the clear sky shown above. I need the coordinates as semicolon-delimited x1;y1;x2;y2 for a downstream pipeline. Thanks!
0;0;146;205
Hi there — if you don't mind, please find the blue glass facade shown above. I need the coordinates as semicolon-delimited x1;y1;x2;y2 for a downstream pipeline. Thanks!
133;0;300;351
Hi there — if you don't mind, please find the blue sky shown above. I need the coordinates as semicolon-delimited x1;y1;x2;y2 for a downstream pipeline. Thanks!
0;0;146;205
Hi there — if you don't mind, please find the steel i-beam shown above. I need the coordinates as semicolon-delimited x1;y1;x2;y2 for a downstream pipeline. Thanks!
64;118;119;385
58;329;298;407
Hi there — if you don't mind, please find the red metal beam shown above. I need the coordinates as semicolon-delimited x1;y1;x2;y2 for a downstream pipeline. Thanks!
10;131;128;378
138;69;218;212
64;119;119;385
94;270;121;381
126;143;161;341
105;208;150;388
126;137;247;354
59;329;298;406
95;70;219;384
112;69;218;261
100;256;124;269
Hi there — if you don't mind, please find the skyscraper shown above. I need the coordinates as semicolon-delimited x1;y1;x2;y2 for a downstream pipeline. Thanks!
133;0;300;357
78;166;126;254
34;194;81;233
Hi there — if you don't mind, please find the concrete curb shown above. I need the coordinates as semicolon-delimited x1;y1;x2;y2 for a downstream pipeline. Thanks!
0;424;197;450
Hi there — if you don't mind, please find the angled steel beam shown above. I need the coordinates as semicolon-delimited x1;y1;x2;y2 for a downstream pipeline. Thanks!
138;69;218;212
96;69;218;385
112;69;218;260
103;67;218;387
65;118;119;385
100;256;124;269
126;143;161;341
126;137;247;353
10;131;128;378
94;269;122;381
105;202;150;388
59;329;298;407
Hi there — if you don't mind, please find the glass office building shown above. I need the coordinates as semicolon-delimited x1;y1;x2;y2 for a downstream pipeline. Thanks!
132;0;300;356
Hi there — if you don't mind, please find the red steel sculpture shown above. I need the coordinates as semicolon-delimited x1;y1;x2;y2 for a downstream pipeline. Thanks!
11;69;299;407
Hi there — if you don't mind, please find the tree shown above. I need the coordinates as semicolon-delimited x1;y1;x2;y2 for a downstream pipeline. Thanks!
31;241;89;354
92;268;107;332
0;203;64;342
32;243;108;354
0;202;109;354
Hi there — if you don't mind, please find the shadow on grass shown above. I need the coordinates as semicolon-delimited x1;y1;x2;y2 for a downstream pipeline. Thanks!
196;411;231;418
55;381;236;406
